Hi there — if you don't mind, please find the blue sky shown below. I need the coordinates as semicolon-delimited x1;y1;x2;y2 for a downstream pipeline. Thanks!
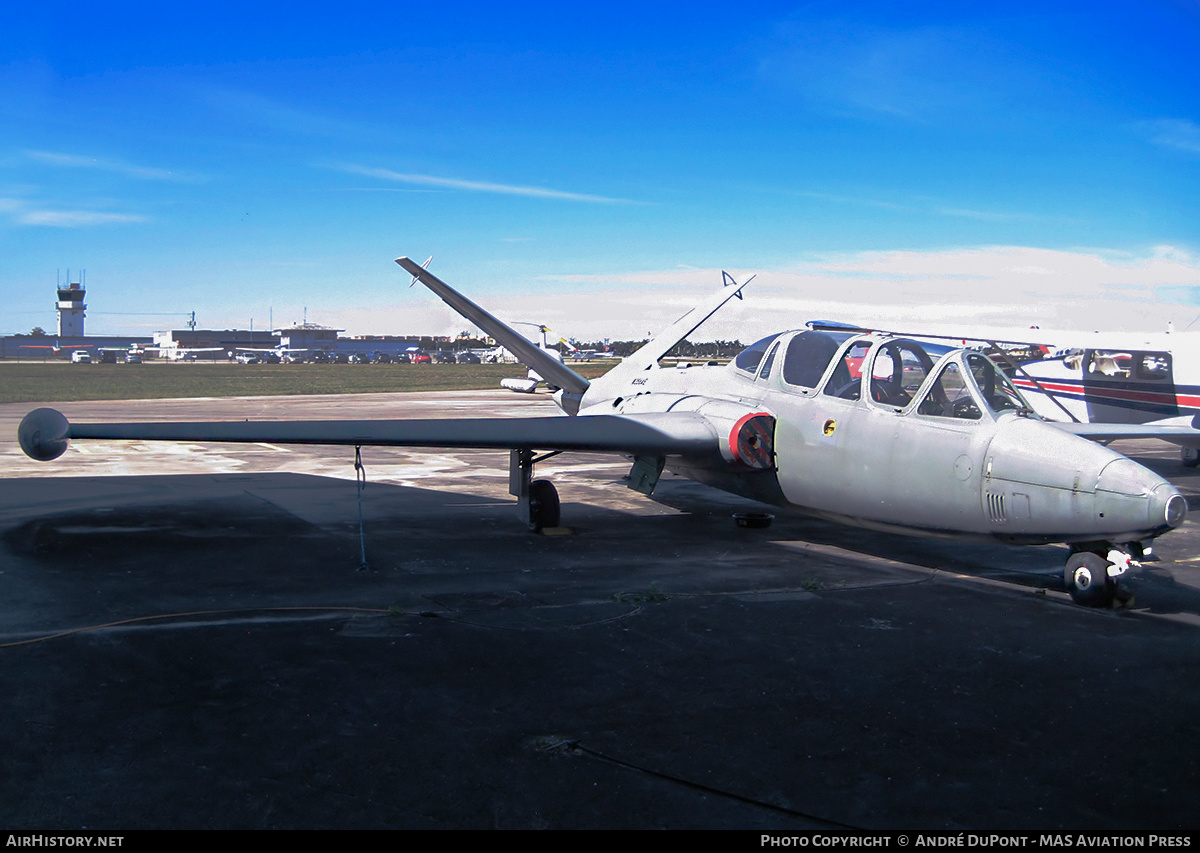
2;1;1199;341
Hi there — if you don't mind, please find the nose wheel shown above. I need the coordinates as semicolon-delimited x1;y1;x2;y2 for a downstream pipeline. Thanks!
1064;551;1116;607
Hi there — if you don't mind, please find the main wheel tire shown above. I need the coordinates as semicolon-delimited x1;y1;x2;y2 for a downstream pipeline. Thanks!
1182;447;1200;468
1064;552;1116;607
528;479;560;532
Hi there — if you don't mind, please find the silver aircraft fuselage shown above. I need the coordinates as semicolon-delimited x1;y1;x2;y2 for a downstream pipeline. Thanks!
577;329;1185;547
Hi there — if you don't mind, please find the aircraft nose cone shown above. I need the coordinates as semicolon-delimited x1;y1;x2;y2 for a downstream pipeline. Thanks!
1154;483;1188;530
1096;457;1186;533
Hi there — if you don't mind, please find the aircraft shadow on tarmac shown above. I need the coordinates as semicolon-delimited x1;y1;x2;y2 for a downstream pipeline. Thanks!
5;471;1200;830
5;469;1200;619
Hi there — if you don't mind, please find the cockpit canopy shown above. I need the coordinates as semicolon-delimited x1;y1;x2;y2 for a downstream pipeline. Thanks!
733;330;1030;421
735;330;856;387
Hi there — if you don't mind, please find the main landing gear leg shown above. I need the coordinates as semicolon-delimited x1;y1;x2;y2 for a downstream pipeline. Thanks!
1064;546;1139;608
510;448;561;532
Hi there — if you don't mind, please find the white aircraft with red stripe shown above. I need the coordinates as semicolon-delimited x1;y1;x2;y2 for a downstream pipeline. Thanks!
1011;336;1194;410
964;330;1200;465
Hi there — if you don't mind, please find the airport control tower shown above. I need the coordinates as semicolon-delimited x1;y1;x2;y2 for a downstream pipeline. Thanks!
56;280;86;337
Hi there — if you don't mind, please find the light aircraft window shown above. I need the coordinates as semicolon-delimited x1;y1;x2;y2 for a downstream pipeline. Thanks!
735;334;779;374
1135;352;1171;381
866;340;935;408
966;354;1027;414
1086;350;1132;379
823;341;872;400
758;343;780;380
782;331;851;389
917;362;981;420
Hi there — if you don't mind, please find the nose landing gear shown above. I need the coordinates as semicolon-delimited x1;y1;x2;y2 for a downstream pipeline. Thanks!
1064;546;1141;607
1065;552;1116;607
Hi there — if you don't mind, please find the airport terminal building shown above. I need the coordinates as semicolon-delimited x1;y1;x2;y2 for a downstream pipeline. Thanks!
3;277;485;360
0;280;152;358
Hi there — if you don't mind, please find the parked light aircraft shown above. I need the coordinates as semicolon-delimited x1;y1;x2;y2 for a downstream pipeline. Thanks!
572;347;615;360
18;340;93;358
500;322;576;394
1001;333;1200;465
168;348;226;361
17;258;1187;608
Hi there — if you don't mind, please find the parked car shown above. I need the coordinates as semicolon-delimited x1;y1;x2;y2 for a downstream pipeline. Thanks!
71;350;92;364
456;351;481;364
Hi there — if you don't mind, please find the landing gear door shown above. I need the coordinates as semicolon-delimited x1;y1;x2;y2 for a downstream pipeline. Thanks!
1083;350;1177;425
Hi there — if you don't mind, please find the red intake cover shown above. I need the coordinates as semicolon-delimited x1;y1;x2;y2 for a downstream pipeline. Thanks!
729;412;775;469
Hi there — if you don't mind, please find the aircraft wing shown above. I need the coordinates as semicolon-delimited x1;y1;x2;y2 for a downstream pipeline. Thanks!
18;407;722;462
1049;418;1200;448
805;321;1176;353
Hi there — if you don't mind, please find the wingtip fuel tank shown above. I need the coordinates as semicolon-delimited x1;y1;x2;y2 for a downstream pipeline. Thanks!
18;408;71;462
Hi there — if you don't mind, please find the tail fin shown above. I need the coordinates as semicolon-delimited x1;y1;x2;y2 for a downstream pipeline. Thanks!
395;257;590;398
601;270;754;381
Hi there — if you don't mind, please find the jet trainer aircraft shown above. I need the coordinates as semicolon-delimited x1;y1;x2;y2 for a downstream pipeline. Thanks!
833;324;1200;466
18;257;1188;608
1003;333;1200;465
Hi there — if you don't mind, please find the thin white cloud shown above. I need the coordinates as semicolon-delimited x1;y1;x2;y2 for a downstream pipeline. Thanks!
336;164;633;204
24;150;201;182
202;87;369;140
0;197;148;227
793;189;916;212
936;207;1029;222
19;209;148;227
757;19;1035;123
789;189;1036;222
201;246;1200;342
525;246;1200;340
1138;119;1200;155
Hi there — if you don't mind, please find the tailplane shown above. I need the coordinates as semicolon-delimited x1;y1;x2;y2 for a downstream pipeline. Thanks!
395;258;591;406
599;270;753;383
